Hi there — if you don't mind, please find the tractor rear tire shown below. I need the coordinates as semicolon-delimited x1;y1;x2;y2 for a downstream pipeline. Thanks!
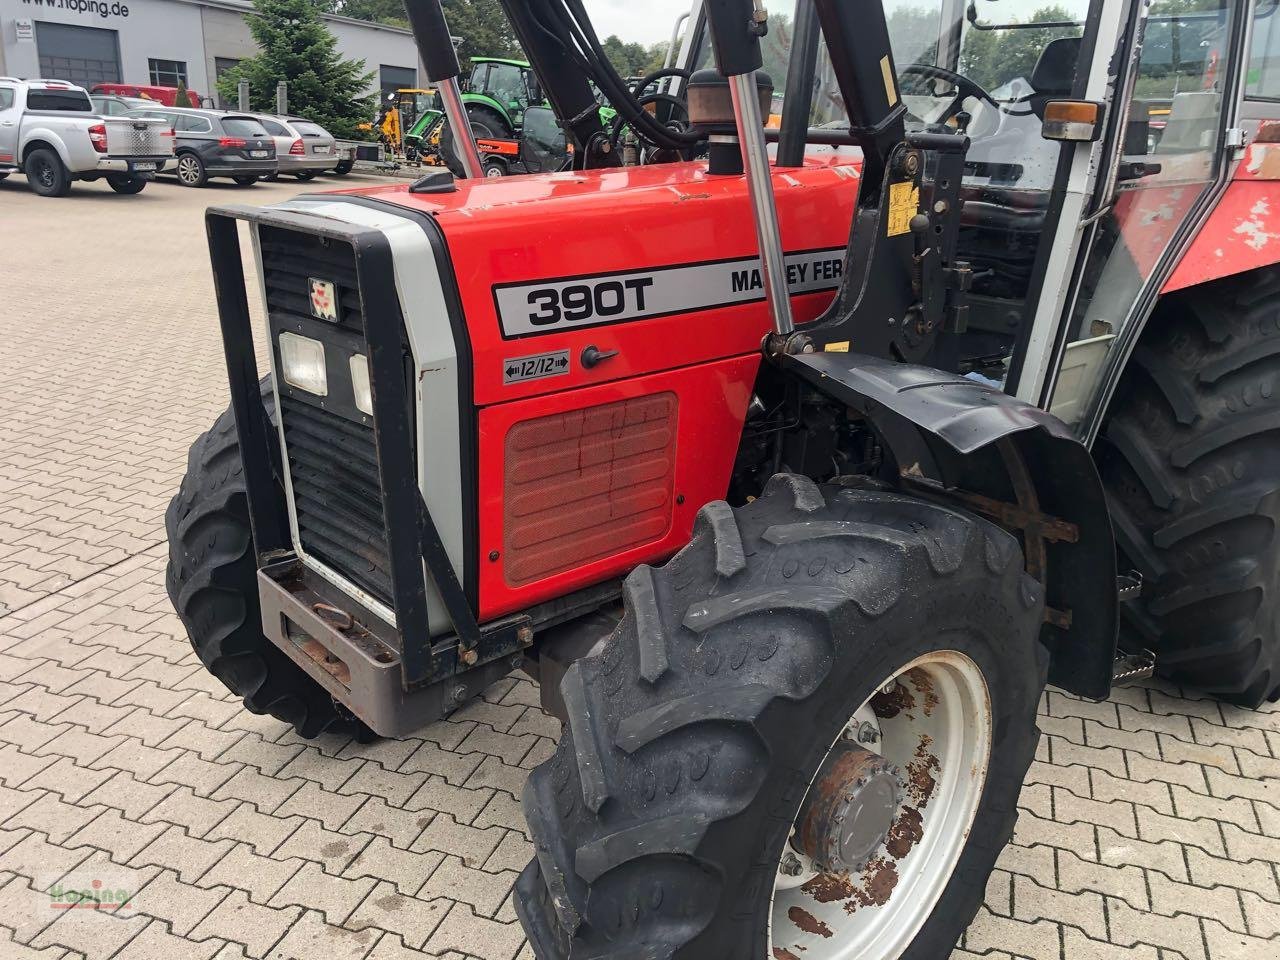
165;378;360;739
516;476;1047;959
1099;268;1280;707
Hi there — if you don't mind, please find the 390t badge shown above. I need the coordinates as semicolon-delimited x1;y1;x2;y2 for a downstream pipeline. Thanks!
308;277;338;322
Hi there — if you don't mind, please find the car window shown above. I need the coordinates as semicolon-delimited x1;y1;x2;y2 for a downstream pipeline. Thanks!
222;116;268;138
261;119;287;136
177;114;211;133
27;89;94;112
290;121;328;137
0;88;15;111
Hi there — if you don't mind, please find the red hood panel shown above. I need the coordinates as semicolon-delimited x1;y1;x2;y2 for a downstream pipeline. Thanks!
331;157;862;406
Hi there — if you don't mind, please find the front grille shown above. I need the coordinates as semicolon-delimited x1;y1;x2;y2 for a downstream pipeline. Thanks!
109;121;167;157
261;226;400;609
280;395;394;605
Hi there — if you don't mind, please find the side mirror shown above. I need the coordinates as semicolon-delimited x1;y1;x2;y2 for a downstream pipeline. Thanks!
526;75;543;105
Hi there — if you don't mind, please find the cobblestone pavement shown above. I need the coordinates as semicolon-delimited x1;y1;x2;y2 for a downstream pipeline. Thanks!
1;173;1279;960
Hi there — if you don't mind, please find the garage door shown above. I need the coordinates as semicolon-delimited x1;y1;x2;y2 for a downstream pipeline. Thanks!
36;22;121;87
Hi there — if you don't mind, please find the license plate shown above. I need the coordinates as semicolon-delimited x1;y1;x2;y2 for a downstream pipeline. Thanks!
312;145;331;154
131;161;156;171
249;150;269;158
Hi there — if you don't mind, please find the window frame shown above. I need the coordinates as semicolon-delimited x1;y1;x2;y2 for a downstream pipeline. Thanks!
147;58;189;89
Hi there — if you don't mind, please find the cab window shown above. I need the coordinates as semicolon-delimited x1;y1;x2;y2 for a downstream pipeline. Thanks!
1247;0;1280;99
0;87;14;111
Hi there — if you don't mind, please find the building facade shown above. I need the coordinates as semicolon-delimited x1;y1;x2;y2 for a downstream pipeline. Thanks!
0;0;424;104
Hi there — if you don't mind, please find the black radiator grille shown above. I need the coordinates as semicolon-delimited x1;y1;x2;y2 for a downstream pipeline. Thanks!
280;395;395;605
260;226;401;610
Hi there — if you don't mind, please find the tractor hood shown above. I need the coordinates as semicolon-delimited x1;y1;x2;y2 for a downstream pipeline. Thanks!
329;157;862;407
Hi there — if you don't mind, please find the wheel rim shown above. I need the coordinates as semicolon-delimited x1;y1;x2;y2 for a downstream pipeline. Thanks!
768;650;992;960
485;165;503;178
34;159;53;188
178;157;199;183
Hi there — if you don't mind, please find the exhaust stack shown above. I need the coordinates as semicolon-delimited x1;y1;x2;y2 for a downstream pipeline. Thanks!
400;0;484;179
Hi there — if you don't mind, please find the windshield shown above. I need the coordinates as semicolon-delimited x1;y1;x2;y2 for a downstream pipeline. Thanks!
701;0;1090;127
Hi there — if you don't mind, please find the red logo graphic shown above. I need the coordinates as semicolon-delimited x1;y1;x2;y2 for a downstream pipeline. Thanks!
309;278;337;321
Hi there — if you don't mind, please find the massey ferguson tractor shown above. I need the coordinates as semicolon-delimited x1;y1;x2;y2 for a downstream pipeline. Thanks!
165;0;1280;955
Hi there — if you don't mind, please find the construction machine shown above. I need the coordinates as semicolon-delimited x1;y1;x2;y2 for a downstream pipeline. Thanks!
166;0;1280;955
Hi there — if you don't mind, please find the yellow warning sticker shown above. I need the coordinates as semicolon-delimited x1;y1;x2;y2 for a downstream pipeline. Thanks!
824;341;851;353
880;55;899;108
887;181;919;237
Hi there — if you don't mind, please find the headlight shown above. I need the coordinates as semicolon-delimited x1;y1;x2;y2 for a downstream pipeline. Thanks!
279;332;328;396
350;354;373;416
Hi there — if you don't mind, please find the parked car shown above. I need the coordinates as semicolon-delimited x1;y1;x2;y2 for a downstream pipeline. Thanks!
0;78;173;196
90;83;209;108
91;93;162;117
125;106;276;187
253;115;338;180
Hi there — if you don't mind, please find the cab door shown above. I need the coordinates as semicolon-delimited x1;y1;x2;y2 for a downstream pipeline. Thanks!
1040;0;1249;435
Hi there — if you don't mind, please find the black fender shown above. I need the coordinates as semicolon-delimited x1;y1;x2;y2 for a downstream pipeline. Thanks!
782;351;1117;700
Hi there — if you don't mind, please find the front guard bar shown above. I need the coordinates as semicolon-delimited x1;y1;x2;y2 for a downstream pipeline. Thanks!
205;205;531;730
782;351;1118;700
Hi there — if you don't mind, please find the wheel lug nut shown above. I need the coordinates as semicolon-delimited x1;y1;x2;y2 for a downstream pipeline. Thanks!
779;852;803;877
857;721;880;744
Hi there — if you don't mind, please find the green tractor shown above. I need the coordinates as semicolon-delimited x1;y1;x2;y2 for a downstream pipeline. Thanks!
461;56;541;138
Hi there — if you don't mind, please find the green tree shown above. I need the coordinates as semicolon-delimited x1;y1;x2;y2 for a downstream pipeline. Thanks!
216;0;376;139
173;77;190;107
330;0;523;66
958;6;1078;91
602;35;652;77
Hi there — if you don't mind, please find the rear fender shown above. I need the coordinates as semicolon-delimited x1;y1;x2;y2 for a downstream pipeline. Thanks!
782;351;1118;700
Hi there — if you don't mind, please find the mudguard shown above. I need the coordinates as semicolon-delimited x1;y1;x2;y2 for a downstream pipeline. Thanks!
782;351;1118;700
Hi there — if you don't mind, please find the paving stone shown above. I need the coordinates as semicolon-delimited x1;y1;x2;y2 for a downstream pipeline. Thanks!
205;801;301;855
422;902;527;960
210;768;303;815
270;861;376;925
344;837;444;897
1201;917;1280;960
191;889;299;958
265;908;380;960
112;918;224;960
138;786;238;839
346;882;449;950
81;771;174;820
30;899;150;959
273;819;372;875
341;796;432;850
196;843;301;904
130;825;236;883
1106;895;1208;960
133;869;230;936
65;808;169;862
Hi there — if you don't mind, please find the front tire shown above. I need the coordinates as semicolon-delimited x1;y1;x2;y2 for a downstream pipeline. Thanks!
1099;268;1280;705
517;476;1046;959
164;380;357;738
106;174;147;194
483;158;507;178
175;152;207;187
24;148;71;197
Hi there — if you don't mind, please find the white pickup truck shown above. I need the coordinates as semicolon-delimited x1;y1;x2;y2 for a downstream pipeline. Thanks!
0;78;174;196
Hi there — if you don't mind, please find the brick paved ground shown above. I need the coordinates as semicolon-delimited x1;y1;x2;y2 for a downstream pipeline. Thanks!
1;173;1279;960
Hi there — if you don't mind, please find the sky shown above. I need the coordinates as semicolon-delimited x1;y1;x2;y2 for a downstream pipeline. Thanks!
582;0;695;47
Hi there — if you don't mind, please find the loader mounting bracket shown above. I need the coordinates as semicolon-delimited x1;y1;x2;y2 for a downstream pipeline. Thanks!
780;350;1118;700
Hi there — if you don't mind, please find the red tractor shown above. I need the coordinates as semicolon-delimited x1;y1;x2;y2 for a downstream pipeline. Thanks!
166;0;1279;955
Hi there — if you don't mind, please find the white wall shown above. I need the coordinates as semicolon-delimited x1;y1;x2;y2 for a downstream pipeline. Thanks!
0;0;420;101
326;17;424;99
0;0;207;90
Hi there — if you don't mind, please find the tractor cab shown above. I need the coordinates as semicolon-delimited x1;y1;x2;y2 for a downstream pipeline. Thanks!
463;56;545;136
670;0;1252;431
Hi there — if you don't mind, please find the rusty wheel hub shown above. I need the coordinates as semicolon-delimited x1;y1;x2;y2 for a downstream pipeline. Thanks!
794;742;905;874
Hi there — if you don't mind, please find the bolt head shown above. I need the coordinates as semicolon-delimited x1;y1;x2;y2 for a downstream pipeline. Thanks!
857;721;880;744
779;852;802;876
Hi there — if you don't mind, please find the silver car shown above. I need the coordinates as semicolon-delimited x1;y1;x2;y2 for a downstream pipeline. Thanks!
255;115;338;180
